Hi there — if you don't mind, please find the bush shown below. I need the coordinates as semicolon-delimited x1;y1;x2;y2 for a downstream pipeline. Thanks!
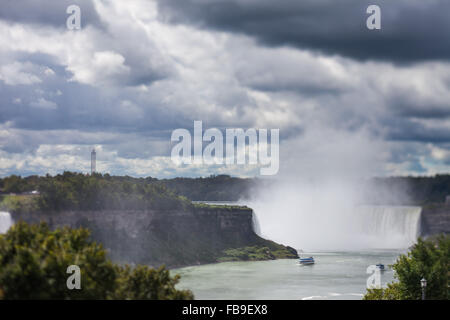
0;222;193;300
364;235;449;300
114;265;190;300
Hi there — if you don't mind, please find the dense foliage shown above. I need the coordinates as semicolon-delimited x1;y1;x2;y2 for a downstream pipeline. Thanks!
0;173;255;201
0;173;259;211
364;235;449;300
0;222;193;300
0;175;41;194
160;175;256;201
1;172;191;211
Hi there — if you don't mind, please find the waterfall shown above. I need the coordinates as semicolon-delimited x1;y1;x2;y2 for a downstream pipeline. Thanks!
355;206;421;249
249;199;422;250
252;211;261;236
0;211;12;234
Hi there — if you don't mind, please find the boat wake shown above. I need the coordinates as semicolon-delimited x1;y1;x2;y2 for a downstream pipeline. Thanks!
301;293;364;300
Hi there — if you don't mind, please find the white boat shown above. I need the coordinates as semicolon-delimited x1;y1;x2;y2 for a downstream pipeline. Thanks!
376;263;385;271
299;257;315;265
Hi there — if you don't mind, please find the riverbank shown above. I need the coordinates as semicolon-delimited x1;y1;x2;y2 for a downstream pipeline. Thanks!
421;203;450;236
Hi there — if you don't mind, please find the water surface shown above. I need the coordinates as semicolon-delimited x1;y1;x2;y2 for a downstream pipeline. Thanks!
172;250;402;300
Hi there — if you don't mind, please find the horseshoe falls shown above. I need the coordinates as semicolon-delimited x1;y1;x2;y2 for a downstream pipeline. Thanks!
249;201;422;251
354;206;421;249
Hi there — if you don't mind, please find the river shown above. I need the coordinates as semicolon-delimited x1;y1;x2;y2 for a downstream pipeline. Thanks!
172;250;401;300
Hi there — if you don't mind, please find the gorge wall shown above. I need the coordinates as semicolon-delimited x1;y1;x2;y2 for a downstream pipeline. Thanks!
420;204;450;237
10;206;296;267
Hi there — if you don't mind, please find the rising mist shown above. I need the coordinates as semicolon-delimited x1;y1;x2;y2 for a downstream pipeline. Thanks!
247;127;417;251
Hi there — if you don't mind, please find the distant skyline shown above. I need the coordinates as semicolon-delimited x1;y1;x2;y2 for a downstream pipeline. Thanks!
1;0;450;178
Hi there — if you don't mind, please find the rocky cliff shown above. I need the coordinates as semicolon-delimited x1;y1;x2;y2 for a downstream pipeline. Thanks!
420;204;450;237
10;206;297;267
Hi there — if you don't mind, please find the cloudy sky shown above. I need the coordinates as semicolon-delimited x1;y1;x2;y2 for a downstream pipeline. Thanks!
0;0;449;178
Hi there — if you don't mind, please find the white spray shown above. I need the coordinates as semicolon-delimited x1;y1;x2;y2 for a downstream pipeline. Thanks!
247;127;418;251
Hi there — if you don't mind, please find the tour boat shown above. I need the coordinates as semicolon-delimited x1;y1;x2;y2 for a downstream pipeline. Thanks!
376;263;385;271
299;257;315;265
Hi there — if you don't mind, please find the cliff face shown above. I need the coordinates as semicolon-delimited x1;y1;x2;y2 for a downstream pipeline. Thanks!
11;207;296;267
420;204;450;237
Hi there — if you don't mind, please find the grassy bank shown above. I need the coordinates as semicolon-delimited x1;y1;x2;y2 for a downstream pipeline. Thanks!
193;202;253;212
0;194;39;213
217;240;298;262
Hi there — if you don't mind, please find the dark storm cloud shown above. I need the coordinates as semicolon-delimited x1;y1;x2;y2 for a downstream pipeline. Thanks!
391;97;450;119
0;75;154;133
383;117;450;143
0;0;103;28
157;0;450;63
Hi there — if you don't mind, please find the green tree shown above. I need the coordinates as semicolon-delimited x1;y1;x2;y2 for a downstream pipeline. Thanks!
364;235;449;300
0;222;193;300
113;265;191;300
33;172;191;212
2;175;26;194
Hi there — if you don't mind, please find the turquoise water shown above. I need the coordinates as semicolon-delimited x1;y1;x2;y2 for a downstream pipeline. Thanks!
172;250;403;300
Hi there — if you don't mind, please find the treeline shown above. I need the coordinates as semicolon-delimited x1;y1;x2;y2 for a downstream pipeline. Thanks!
160;175;256;201
0;172;190;211
0;173;256;202
1;173;450;207
370;175;450;205
0;175;41;194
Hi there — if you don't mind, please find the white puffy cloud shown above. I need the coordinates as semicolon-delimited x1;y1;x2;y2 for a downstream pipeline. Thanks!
29;97;58;110
68;50;130;86
0;62;42;85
